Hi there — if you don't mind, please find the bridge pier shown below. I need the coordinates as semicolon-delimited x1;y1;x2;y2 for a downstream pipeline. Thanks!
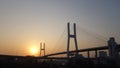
95;50;97;58
87;51;90;58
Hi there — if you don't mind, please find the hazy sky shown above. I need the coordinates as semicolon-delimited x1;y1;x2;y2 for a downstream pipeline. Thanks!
0;0;120;56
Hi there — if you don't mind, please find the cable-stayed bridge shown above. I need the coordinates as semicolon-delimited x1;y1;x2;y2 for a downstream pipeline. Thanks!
0;23;120;60
39;23;120;60
0;23;120;68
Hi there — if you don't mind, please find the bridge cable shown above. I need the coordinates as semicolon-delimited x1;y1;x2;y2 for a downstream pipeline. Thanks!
77;25;107;42
50;26;67;55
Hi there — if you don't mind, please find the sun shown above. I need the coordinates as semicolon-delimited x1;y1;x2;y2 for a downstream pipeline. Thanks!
30;47;38;56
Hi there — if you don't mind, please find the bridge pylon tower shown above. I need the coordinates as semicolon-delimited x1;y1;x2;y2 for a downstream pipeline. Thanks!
40;42;45;57
67;23;78;59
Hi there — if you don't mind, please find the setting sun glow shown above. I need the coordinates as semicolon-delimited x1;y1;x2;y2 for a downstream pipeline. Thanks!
30;47;39;56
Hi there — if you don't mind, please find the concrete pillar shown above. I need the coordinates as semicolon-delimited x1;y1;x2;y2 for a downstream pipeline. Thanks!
87;51;90;58
95;50;97;58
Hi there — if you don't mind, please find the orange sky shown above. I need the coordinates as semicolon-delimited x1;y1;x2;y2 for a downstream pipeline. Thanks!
0;0;120;56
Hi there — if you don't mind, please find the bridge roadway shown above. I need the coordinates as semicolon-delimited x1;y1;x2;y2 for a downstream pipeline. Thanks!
44;45;120;57
0;45;119;60
0;46;108;60
44;46;108;57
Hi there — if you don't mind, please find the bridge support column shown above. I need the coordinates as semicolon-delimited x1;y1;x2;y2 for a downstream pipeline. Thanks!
67;23;78;60
95;50;97;58
40;42;45;57
87;51;90;58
